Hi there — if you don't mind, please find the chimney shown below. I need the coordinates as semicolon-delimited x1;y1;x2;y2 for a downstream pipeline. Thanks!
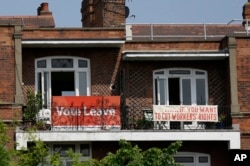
81;0;125;28
37;3;52;16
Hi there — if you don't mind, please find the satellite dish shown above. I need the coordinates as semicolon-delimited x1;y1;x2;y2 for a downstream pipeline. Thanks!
125;6;130;18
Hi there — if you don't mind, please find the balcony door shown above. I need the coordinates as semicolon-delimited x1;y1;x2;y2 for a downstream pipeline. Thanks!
154;68;208;129
35;56;90;108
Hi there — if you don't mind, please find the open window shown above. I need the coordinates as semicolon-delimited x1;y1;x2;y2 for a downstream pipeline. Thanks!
35;56;90;108
153;68;208;129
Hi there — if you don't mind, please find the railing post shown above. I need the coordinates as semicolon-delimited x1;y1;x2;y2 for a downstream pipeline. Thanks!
150;24;153;40
203;23;207;40
247;19;249;35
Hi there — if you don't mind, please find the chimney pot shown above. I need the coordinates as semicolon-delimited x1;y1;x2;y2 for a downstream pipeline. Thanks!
38;2;52;16
41;3;49;11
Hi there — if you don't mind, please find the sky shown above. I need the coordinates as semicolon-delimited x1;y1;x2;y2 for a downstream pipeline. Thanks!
0;0;247;27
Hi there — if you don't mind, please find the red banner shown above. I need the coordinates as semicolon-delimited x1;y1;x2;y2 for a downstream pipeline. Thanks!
52;96;120;130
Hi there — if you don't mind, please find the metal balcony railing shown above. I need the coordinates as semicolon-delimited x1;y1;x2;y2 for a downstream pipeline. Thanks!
123;105;232;130
24;104;233;131
125;19;250;41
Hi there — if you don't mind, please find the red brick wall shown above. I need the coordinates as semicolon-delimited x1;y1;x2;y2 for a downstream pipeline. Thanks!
236;38;250;112
22;28;125;40
124;41;222;51
0;105;22;121
241;134;250;150
0;27;15;103
233;117;250;149
0;105;22;149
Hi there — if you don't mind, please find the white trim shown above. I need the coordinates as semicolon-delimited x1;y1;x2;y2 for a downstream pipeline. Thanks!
23;40;125;45
22;40;125;48
15;130;240;150
123;51;229;60
125;25;133;40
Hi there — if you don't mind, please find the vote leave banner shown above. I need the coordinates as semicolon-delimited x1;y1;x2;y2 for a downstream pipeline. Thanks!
153;105;218;122
52;96;121;130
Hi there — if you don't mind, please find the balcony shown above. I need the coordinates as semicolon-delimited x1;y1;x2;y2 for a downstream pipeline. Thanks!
123;105;233;130
23;104;232;132
16;96;240;150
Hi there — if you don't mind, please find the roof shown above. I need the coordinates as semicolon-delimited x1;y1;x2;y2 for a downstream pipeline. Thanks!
0;15;55;28
126;23;246;41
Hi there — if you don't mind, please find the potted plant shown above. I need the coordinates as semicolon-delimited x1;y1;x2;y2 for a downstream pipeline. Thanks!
36;120;47;130
135;118;153;129
23;90;42;129
216;113;226;129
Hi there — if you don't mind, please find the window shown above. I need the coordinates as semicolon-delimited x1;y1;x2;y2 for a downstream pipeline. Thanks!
53;144;75;157
154;68;207;105
50;143;91;166
174;152;211;166
35;56;90;108
153;68;208;129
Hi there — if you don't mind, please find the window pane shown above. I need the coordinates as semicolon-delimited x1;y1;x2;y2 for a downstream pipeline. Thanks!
53;144;75;157
37;60;46;68
196;79;206;105
169;78;180;105
182;79;191;105
174;156;194;163
80;144;90;156
78;60;88;68
155;71;164;75
169;70;190;75
44;72;49;108
51;72;75;96
79;72;87;96
159;79;166;105
196;71;205;75
52;59;73;68
199;156;209;163
154;79;158;104
154;78;166;105
38;73;42;93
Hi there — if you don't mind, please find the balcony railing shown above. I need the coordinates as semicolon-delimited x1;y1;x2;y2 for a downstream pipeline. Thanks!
125;20;249;41
25;104;233;131
123;105;232;130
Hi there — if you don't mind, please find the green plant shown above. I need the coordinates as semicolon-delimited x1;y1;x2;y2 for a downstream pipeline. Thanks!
218;114;226;122
17;140;49;166
0;121;11;166
36;120;47;130
135;119;153;129
50;152;61;166
23;90;42;122
99;140;182;166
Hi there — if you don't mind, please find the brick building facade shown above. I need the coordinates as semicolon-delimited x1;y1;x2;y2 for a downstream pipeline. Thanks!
1;0;250;165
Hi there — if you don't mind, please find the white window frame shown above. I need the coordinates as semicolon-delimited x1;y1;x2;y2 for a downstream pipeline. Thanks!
174;152;211;166
35;56;91;107
44;142;92;166
153;68;208;129
153;68;208;105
